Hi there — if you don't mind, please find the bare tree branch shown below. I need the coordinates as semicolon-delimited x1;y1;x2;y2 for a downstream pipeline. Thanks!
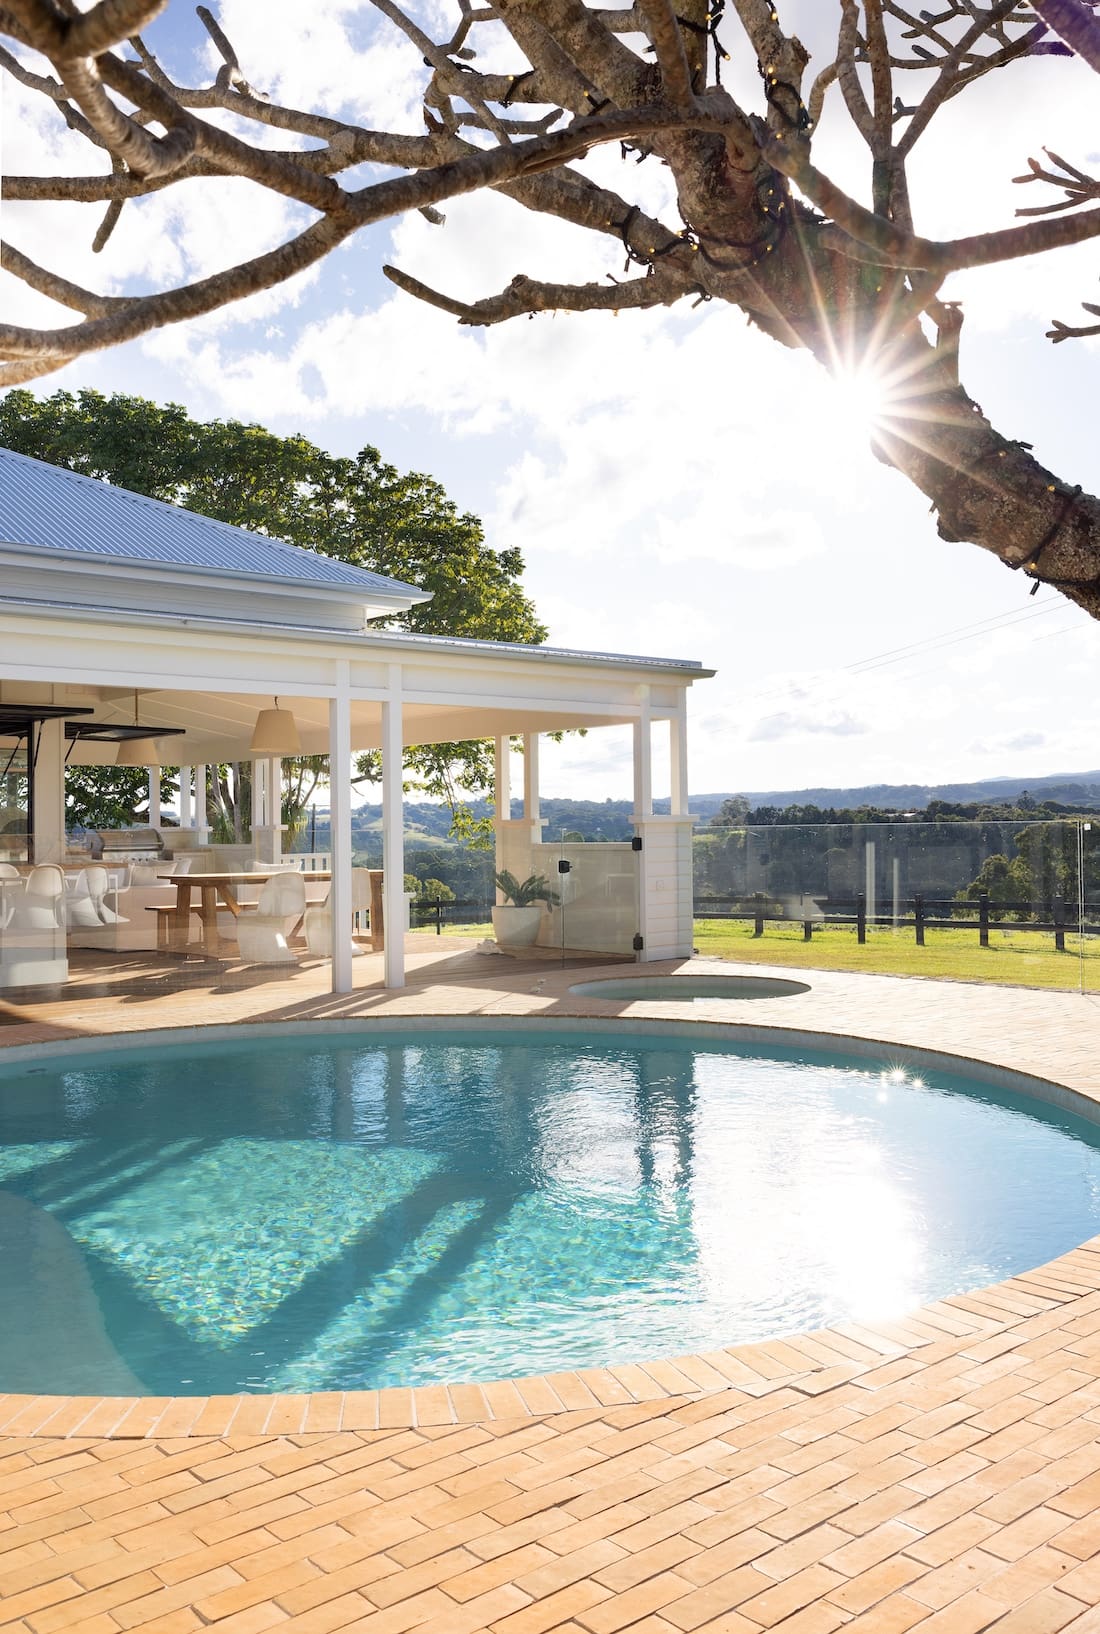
768;135;1100;272
383;262;690;322
4;0;1100;615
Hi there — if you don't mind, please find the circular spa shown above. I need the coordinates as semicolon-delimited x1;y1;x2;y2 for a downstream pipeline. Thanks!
0;1024;1097;1398
569;974;811;1002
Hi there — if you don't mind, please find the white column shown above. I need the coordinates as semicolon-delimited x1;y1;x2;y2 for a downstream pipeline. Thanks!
194;764;207;834
32;718;65;864
251;756;267;835
269;757;283;863
147;767;160;827
522;733;540;822
494;736;511;903
250;757;285;864
381;664;405;989
179;766;193;829
632;689;653;819
494;736;511;824
670;695;689;817
329;671;353;994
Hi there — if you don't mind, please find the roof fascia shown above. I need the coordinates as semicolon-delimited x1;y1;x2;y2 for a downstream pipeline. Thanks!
0;596;715;682
0;538;431;609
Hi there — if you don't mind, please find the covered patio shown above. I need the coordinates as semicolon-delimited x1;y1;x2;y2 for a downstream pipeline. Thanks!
0;447;713;998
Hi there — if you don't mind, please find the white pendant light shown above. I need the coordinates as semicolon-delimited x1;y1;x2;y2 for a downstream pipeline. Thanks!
250;696;301;756
115;690;158;766
116;735;160;767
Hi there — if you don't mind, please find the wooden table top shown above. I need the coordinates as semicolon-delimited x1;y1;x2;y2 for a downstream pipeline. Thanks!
157;870;332;885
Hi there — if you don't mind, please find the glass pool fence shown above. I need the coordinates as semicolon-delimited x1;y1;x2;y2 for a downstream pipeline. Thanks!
692;817;1100;992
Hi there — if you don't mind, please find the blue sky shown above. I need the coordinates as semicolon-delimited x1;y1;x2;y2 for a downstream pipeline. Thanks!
3;2;1099;802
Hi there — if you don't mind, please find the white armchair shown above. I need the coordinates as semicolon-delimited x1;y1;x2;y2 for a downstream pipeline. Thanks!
236;871;306;964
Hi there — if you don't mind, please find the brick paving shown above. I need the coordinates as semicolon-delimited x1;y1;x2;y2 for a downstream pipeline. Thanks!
2;950;1100;1631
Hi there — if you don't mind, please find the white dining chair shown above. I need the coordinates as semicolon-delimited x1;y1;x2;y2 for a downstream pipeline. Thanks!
236;871;306;964
86;864;128;925
64;869;106;930
11;865;66;934
303;888;365;960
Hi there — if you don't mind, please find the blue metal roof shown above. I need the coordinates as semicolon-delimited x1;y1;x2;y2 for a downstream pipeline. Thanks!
0;446;428;601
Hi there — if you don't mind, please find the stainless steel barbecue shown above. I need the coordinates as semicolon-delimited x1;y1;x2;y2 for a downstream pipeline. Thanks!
93;827;166;863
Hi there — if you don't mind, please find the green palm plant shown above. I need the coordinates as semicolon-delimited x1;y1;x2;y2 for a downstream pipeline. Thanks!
494;870;559;909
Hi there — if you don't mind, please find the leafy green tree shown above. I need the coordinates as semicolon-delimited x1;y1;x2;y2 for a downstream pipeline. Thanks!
65;766;175;829
0;391;546;831
710;795;751;828
418;878;456;903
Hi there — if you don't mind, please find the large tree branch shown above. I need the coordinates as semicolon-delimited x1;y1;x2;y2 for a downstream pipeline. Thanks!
0;100;730;369
768;137;1100;272
383;262;692;323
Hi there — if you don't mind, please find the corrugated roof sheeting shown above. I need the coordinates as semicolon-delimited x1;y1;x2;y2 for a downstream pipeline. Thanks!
0;447;424;597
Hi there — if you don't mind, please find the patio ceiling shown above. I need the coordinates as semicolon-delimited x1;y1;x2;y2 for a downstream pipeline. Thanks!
22;685;646;766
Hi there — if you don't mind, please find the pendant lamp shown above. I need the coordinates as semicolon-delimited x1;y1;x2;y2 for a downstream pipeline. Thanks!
116;735;160;767
115;690;159;766
250;696;301;756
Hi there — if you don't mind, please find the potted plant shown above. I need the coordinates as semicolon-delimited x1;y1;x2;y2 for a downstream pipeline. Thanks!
492;870;559;949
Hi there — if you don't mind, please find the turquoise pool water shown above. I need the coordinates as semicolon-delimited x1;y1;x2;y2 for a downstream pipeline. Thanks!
0;1026;1098;1396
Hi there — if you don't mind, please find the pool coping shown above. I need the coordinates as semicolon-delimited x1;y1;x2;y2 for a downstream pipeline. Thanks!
2;969;1100;1440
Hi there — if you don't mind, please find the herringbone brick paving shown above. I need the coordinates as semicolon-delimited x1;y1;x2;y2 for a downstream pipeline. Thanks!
8;1266;1100;1634
3;954;1100;1630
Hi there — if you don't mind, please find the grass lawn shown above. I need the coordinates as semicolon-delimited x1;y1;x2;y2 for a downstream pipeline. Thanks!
693;917;1100;991
410;918;1099;992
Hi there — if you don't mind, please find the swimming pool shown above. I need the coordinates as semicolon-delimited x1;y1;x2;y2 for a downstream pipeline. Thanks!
0;1023;1097;1397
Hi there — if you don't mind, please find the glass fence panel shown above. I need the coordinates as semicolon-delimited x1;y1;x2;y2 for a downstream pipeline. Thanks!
553;837;639;960
0;746;29;866
693;818;1100;991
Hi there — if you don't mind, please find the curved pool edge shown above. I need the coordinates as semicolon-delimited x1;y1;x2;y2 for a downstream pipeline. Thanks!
0;1228;1098;1439
2;977;1099;1441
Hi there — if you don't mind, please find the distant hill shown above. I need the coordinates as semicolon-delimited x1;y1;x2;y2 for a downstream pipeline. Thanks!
710;770;1100;815
312;769;1100;853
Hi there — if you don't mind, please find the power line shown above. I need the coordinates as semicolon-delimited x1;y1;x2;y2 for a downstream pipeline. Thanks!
737;594;1066;710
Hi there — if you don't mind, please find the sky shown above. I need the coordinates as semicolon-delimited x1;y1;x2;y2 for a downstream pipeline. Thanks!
2;2;1099;805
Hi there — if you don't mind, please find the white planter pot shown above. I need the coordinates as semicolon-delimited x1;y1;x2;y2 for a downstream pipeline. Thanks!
491;904;545;948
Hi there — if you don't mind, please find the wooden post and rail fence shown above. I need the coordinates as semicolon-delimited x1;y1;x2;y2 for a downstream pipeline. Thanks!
696;892;1092;952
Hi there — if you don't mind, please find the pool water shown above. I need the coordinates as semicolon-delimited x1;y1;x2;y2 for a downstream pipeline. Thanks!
0;1027;1098;1396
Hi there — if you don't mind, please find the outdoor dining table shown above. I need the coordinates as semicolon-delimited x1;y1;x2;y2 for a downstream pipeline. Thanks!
154;869;331;956
153;868;388;957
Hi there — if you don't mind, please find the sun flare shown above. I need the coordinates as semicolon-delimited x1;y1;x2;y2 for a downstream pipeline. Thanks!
830;363;893;439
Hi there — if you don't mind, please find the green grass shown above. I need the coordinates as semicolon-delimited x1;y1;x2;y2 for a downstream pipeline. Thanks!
410;916;1100;991
693;917;1100;991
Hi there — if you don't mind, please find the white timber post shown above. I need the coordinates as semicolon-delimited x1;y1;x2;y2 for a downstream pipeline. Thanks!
194;764;208;836
179;766;193;829
32;717;66;864
147;767;160;828
522;732;540;828
670;695;689;818
381;663;405;989
250;757;283;864
633;692;653;821
250;756;266;841
270;758;283;864
494;736;511;902
329;667;354;994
